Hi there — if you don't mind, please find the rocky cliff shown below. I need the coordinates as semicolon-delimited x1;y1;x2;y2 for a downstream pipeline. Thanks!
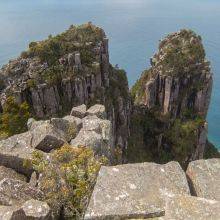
129;29;219;167
0;23;130;157
0;24;220;219
132;30;212;118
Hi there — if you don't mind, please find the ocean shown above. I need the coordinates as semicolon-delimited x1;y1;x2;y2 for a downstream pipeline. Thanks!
0;0;220;148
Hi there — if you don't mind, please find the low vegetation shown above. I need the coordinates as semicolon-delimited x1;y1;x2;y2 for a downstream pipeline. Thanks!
22;23;104;66
31;145;107;219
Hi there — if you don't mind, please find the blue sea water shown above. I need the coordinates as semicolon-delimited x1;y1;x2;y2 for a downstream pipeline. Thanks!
0;0;220;148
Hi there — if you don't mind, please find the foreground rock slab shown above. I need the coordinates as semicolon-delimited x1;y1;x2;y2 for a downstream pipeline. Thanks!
85;161;190;219
186;158;220;201
165;195;220;220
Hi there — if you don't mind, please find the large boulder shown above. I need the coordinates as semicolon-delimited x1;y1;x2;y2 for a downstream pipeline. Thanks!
82;115;111;141
86;104;106;119
71;114;113;159
0;132;36;176
84;161;190;219
31;121;67;152
70;104;87;118
0;199;52;220
164;194;220;220
71;130;107;156
27;118;46;131
0;178;43;206
186;158;220;201
0;166;26;182
51;116;82;142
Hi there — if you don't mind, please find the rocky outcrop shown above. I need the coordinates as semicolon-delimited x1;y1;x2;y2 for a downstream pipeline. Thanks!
136;30;213;119
85;159;220;220
0;24;130;154
71;105;113;160
130;29;217;165
0;104;114;219
0;104;113;177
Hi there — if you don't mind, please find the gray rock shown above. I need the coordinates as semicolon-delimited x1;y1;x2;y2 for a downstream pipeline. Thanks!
75;52;82;69
0;178;43;206
163;76;172;114
0;205;19;220
51;116;82;142
70;104;87;118
86;104;106;119
63;115;82;132
29;172;38;187
71;130;107;156
27;119;49;131
31;121;66;152
191;123;208;160
17;199;51;219
27;118;36;130
71;114;113;159
144;78;156;108
68;53;74;66
0;132;36;176
0;200;51;220
0;166;26;182
85;161;190;220
186;159;220;201
82;115;111;141
164;195;220;220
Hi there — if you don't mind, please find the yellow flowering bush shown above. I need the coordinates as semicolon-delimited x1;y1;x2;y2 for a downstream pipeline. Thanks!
31;144;107;219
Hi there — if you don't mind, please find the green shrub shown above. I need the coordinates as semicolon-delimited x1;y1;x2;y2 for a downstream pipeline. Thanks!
26;23;104;66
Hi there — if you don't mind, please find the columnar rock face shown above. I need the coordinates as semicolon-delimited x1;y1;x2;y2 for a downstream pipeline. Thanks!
130;29;216;164
134;30;212;119
0;23;130;156
85;159;220;220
